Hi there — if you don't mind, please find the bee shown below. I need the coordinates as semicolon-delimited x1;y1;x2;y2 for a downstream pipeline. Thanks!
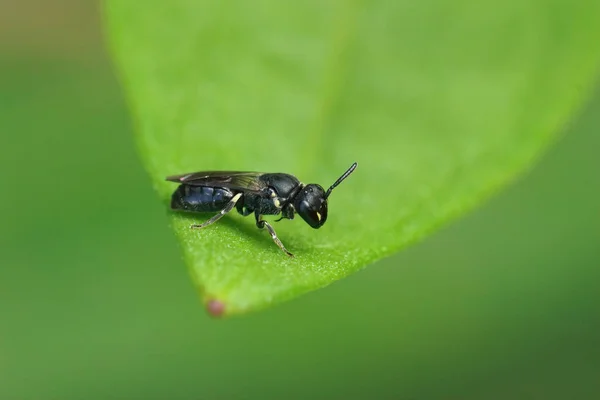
166;162;357;256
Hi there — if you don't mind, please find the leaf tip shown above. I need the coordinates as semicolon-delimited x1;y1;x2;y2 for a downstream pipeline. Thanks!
205;298;226;317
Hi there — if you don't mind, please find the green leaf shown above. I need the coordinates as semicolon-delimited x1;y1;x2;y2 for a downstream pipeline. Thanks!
104;0;600;316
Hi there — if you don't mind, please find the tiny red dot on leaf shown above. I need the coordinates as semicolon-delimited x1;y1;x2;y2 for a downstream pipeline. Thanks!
206;299;225;317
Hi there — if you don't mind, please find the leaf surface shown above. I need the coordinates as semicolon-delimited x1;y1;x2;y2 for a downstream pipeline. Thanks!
105;0;600;315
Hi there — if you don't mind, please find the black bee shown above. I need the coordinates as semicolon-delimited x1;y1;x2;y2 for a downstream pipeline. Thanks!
166;162;357;256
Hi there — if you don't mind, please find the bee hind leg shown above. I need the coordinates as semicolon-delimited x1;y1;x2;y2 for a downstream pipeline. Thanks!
190;193;242;229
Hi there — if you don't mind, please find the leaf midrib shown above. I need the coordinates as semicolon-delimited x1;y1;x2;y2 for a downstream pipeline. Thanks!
303;1;361;177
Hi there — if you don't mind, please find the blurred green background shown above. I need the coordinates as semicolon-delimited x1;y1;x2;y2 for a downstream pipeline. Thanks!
1;1;599;399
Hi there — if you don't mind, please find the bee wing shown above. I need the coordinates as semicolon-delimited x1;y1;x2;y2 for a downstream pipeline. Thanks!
166;171;265;192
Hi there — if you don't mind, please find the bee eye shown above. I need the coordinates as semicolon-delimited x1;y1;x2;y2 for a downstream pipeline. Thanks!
296;199;328;228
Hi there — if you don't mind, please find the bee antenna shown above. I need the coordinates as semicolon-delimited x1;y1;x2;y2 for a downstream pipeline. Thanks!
325;162;358;199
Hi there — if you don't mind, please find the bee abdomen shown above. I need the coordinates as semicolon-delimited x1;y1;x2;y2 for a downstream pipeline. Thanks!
171;185;234;212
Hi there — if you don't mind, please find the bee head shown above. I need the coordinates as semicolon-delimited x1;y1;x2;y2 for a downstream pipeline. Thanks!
294;162;357;229
295;184;328;229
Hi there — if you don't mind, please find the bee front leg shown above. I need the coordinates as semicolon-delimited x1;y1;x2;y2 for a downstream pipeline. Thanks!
255;212;294;257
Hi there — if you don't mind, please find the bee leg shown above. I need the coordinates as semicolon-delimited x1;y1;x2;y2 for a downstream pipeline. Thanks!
255;213;294;257
190;193;242;229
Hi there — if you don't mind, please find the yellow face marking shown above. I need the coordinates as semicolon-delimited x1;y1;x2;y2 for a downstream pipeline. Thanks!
316;212;321;221
273;197;281;208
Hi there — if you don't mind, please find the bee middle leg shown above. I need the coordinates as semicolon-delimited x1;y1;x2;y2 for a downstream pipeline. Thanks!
190;193;242;229
255;212;293;257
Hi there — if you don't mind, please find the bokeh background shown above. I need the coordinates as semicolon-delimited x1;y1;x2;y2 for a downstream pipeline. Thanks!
1;1;599;399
